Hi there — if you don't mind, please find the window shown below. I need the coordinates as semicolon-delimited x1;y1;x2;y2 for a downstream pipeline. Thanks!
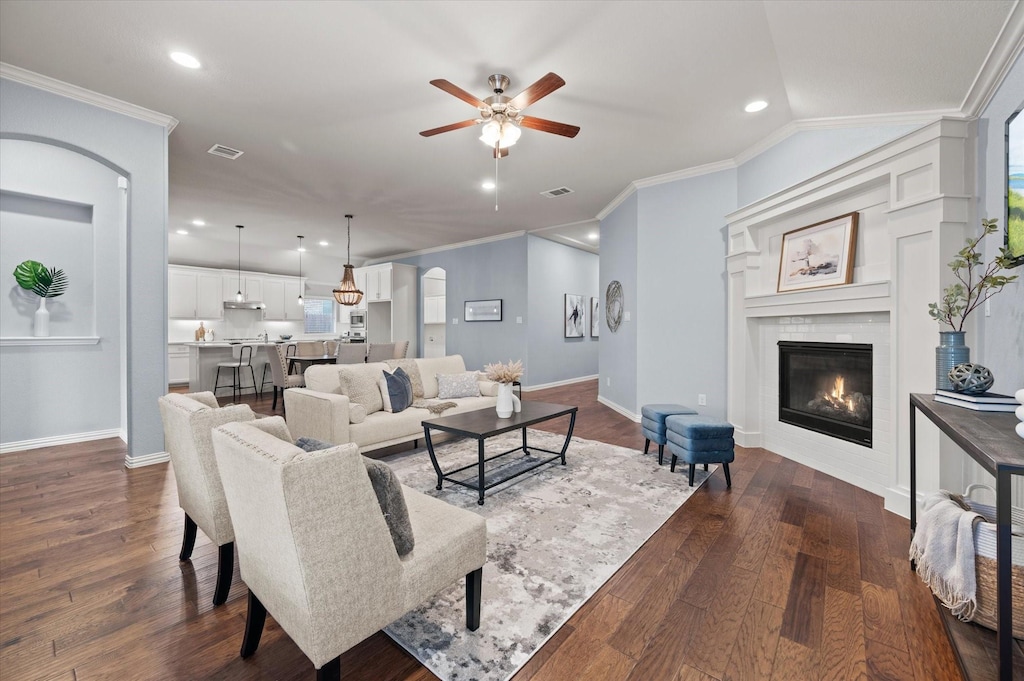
303;297;335;334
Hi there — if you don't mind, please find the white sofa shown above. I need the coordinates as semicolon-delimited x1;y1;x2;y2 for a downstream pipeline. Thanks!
284;354;498;452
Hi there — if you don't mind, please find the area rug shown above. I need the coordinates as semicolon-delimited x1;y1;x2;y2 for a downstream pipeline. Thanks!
380;429;714;681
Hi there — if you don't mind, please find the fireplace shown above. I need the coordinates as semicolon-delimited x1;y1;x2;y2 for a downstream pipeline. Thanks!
778;341;872;447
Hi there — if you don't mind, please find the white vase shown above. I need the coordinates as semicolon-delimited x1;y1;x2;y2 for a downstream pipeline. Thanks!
33;297;49;337
496;382;514;418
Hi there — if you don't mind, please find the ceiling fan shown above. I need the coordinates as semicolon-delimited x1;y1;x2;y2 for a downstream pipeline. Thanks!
420;73;580;157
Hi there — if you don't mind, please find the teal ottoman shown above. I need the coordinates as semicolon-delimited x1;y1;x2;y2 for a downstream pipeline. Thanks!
665;414;735;487
641;403;697;465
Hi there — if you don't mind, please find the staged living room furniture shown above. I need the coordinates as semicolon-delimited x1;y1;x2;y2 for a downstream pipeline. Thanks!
211;418;487;681
157;391;254;606
422;401;578;505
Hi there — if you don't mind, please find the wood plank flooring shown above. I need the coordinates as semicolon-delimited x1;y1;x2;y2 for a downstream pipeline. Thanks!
0;380;966;680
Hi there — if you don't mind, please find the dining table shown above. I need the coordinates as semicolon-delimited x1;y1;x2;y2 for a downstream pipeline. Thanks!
287;354;337;374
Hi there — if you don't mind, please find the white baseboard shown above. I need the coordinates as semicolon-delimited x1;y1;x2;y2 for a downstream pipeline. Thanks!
883;485;915;520
596;395;641;422
733;429;763;448
124;451;170;469
0;428;123;454
521;374;598;392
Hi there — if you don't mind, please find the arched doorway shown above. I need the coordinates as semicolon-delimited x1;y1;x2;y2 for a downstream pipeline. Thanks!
421;267;446;358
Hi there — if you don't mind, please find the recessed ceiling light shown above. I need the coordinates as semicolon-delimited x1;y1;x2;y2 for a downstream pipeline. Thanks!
319;240;329;247
588;232;599;240
744;100;768;113
481;180;495;190
191;219;205;226
170;52;201;69
176;229;189;235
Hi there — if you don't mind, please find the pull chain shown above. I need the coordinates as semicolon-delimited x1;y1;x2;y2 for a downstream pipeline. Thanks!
494;143;499;211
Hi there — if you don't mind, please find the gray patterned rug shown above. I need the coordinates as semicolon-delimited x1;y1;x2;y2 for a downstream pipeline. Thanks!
380;428;714;681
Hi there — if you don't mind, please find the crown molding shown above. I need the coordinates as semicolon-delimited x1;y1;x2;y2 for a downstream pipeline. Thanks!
633;159;738;189
960;0;1024;117
363;230;527;265
0;63;178;133
595;183;638;221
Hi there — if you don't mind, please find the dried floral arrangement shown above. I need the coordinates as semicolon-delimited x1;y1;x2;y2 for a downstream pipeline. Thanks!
484;359;524;384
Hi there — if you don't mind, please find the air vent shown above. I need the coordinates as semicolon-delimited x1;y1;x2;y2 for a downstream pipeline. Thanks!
540;186;574;198
207;144;244;160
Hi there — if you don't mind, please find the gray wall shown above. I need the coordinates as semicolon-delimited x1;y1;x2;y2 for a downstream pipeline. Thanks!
394;236;528;376
977;51;1024;392
598;192;639;413
0;78;169;460
525;235;599;386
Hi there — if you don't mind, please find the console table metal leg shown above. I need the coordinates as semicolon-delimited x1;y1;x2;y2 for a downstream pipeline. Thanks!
423;426;444;490
909;400;917;571
477;439;486;506
996;467;1012;681
559;411;577;465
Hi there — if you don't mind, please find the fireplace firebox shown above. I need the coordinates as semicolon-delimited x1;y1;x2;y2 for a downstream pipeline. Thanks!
778;341;872;447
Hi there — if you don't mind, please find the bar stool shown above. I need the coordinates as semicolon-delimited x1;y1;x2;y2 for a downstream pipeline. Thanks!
214;344;260;401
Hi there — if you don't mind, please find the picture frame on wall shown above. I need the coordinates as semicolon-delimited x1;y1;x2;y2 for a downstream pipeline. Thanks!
777;212;858;293
1006;108;1024;267
464;299;502;322
564;294;585;338
590;296;599;337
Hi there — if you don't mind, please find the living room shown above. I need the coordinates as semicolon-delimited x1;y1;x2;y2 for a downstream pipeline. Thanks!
1;2;1023;680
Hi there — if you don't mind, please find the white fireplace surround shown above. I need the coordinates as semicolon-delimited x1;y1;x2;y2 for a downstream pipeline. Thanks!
726;118;979;518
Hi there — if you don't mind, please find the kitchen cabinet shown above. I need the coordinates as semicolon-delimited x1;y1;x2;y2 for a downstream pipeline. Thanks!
364;263;417;344
359;265;393;302
423;295;446;324
262;277;305;321
354;269;368;310
168;266;223;319
222;275;263;303
168;344;190;384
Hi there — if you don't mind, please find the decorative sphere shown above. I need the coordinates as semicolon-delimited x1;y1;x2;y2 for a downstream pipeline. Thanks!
948;363;994;394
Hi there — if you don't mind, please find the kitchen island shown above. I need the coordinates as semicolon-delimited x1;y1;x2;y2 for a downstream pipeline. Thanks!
184;341;277;395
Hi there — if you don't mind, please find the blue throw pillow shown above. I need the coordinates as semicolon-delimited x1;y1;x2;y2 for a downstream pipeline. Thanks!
381;366;414;413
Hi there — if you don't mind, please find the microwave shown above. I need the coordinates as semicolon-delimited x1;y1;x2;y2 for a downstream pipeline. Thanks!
349;311;366;328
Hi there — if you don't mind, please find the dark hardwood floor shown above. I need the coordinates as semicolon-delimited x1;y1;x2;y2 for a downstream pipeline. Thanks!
0;380;964;680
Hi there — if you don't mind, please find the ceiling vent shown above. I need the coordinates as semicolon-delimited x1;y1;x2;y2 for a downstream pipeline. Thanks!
207;144;244;160
540;186;574;198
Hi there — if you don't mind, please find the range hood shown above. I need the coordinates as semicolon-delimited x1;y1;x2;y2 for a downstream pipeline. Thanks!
223;300;266;310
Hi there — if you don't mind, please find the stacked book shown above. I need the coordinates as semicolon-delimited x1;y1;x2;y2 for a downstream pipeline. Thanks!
933;389;1018;412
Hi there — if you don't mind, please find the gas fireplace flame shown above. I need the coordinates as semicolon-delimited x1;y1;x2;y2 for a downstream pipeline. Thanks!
823;375;855;413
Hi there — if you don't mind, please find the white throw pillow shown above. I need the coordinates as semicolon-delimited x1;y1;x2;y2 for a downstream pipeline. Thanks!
437;372;481;399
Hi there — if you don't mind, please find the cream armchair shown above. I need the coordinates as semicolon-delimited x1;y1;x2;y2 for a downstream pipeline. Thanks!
211;419;487;681
158;391;255;606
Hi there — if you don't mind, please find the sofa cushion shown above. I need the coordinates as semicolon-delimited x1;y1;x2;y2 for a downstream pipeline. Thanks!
349;402;367;424
437;371;481;399
338;363;390;415
380;367;414;413
415;355;467;399
385;359;424;399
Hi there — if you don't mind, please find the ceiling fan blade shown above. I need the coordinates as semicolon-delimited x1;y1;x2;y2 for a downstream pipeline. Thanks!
429;79;487;108
493;146;509;159
519;116;580;138
419;119;481;137
508;72;565;110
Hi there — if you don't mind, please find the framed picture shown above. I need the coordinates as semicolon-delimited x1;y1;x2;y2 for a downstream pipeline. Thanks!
1006;109;1024;267
590;296;600;337
777;212;858;293
464;299;502;322
564;294;585;338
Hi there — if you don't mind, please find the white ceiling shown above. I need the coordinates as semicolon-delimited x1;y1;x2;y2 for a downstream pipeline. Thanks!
0;0;1017;276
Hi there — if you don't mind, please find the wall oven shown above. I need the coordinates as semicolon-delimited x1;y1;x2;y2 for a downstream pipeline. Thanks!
348;311;366;329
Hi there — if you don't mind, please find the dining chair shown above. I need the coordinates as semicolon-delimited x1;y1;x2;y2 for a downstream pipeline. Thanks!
336;344;367;364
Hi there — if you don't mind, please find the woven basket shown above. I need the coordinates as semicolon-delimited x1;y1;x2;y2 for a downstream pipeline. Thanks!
963;484;1024;640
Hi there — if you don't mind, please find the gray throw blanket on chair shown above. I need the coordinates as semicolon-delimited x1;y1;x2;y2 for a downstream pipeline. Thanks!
909;490;983;620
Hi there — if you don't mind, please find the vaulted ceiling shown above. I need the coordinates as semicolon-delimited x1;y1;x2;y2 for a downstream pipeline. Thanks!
0;1;1018;274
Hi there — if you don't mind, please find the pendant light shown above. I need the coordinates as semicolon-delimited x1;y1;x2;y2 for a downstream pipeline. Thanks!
332;214;363;306
235;225;244;302
296;235;304;305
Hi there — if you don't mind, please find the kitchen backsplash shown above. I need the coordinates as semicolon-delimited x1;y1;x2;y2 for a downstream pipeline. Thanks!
168;310;350;343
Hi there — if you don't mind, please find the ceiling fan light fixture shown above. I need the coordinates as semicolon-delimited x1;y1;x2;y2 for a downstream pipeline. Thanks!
332;214;364;307
479;120;521;148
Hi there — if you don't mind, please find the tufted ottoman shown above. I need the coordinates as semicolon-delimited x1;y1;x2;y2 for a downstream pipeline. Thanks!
641;404;697;465
665;414;734;487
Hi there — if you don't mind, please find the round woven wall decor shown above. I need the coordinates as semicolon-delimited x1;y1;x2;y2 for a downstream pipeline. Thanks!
948;363;994;394
605;280;623;332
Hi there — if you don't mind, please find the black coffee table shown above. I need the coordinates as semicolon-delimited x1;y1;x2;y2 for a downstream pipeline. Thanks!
422;401;578;505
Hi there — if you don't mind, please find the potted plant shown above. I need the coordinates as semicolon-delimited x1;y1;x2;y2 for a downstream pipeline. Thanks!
13;260;68;337
928;219;1017;390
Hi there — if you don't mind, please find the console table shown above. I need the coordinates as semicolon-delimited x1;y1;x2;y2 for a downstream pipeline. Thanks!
909;393;1023;681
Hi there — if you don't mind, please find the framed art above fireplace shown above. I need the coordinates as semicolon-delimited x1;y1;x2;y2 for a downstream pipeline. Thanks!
777;212;858;293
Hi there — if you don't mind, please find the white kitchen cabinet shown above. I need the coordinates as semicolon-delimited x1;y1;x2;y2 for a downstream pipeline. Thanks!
364;263;417;344
196;273;223;318
353;268;369;310
360;265;394;302
222;275;263;303
282;280;303;320
168;344;190;384
423;295;446;324
169;266;223;319
263;277;305;320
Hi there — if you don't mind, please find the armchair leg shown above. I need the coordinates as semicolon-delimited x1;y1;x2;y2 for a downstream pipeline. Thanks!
179;514;197;561
723;463;732;488
688;464;696;487
213;542;234;606
316;657;341;681
466;567;482;631
240;590;267;659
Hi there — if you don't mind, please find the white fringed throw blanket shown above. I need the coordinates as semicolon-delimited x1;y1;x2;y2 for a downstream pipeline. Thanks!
909;491;983;620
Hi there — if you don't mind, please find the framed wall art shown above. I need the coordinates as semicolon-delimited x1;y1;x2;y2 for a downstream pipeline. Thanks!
564;293;585;338
1006;108;1024;267
777;212;858;293
605;280;623;332
590;296;599;337
464;299;502;322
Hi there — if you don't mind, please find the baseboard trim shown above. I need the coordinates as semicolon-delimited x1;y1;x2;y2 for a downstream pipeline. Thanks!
124;451;170;469
0;428;123;454
596;395;641;422
521;374;598;392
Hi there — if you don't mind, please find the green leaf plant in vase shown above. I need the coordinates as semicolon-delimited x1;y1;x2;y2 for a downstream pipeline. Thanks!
13;260;69;337
928;219;1017;391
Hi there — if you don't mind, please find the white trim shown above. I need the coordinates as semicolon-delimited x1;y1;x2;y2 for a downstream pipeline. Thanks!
124;450;170;469
960;0;1024;118
596;395;641;423
363;231;526;265
0;336;101;346
0;428;122;454
0;63;178;133
521;374;598;392
633;159;738;189
596;183;637;221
